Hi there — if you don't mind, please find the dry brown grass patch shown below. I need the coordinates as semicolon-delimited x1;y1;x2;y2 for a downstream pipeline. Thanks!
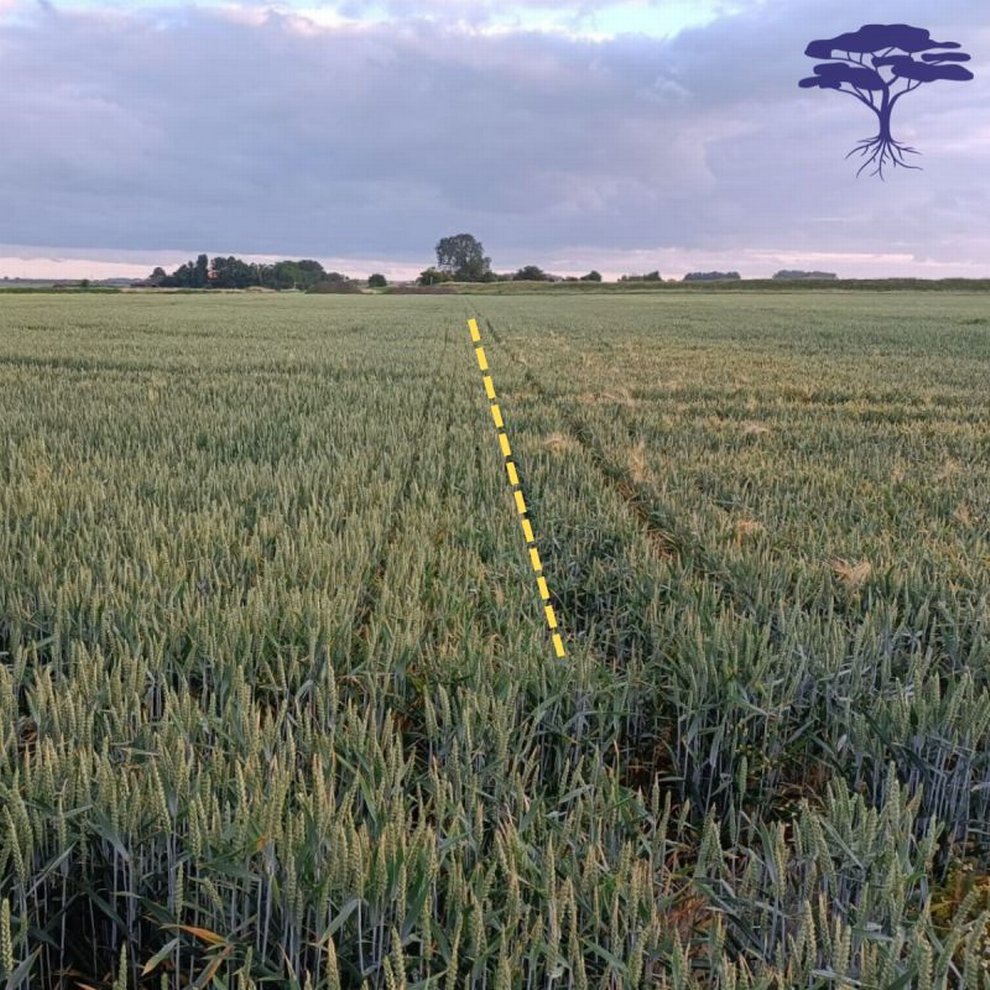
628;439;649;484
577;386;638;407
938;458;962;481
783;385;815;404
602;385;636;406
741;421;771;436
931;860;990;965
542;432;579;455
953;503;973;526
830;558;872;591
734;519;764;544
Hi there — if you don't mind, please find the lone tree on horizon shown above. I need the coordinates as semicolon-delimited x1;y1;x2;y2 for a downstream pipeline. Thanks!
799;24;973;178
435;233;491;281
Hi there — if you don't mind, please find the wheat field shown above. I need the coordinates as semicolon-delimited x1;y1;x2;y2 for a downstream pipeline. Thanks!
1;290;989;988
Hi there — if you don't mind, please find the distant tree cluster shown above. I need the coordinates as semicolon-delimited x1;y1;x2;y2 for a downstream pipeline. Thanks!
148;255;356;291
619;271;662;282
307;277;362;294
417;268;453;286
512;265;551;281
420;234;575;285
682;271;741;282
772;269;838;280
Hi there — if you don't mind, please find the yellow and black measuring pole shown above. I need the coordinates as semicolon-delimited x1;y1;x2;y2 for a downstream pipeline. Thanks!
467;318;565;658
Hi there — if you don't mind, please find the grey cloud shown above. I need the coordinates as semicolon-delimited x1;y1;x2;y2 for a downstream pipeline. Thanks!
0;0;987;272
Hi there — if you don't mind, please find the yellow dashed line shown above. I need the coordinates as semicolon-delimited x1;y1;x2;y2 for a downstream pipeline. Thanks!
467;317;565;659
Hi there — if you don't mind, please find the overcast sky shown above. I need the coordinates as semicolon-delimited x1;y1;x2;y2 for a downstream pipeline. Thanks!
1;0;987;279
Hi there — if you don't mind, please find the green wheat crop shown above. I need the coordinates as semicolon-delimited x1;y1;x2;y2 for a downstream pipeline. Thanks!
1;289;988;988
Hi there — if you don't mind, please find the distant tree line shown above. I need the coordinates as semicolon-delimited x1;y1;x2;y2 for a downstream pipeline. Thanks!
144;237;841;293
416;255;820;285
683;271;741;281
145;255;381;291
419;239;845;286
772;269;837;280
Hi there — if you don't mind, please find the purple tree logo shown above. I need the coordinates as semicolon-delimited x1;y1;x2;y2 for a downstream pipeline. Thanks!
800;24;973;178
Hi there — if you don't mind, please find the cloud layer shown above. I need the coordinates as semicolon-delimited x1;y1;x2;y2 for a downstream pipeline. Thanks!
1;0;987;276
